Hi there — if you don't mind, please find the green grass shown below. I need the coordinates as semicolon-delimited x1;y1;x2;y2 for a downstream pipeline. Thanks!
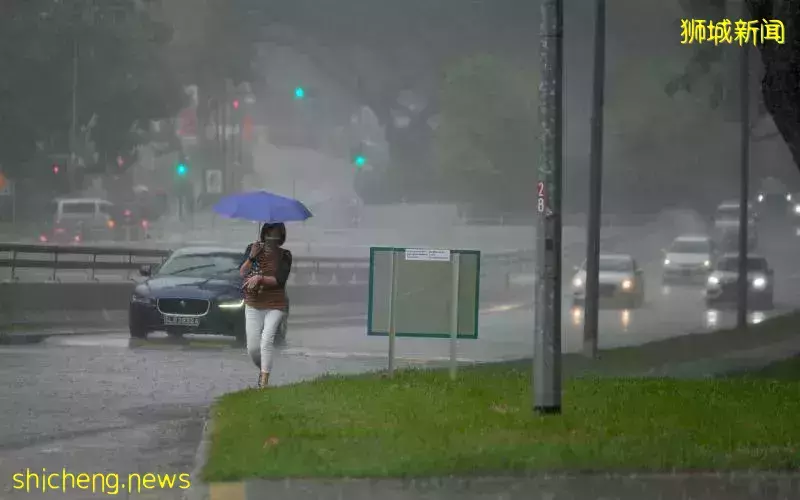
731;355;800;380
204;363;800;481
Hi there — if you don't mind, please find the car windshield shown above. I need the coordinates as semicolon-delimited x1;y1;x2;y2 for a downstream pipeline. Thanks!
716;258;768;272
669;240;710;254
597;257;632;272
62;202;95;215
156;253;242;278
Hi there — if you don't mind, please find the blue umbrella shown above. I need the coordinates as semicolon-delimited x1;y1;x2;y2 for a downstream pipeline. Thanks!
213;190;313;223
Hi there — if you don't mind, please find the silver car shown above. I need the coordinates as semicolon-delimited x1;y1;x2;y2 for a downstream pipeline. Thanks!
572;254;645;309
662;235;713;284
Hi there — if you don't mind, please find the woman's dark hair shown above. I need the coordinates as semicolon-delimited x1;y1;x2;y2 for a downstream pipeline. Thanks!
260;222;286;246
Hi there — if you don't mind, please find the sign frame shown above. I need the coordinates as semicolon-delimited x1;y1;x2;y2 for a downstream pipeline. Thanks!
367;246;481;340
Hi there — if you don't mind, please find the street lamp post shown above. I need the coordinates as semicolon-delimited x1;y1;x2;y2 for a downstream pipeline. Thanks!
533;0;564;415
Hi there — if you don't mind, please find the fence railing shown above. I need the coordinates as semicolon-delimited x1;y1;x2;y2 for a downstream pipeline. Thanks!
0;242;534;284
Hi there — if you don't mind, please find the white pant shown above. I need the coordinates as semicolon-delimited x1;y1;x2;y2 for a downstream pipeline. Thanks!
244;306;285;372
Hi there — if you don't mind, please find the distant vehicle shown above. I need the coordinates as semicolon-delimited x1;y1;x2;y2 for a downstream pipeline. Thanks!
39;197;116;244
571;254;645;309
128;246;289;342
108;203;150;241
662;235;713;284
705;253;774;310
712;200;757;251
755;177;792;215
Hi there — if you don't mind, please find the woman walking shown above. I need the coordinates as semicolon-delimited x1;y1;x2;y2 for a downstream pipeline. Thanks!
239;223;292;388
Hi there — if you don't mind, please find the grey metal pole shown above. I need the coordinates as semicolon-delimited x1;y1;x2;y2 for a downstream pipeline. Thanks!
736;1;750;329
583;0;606;359
533;0;564;415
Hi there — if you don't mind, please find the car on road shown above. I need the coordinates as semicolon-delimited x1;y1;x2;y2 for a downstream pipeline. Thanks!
712;200;757;251
129;246;290;343
705;253;774;310
39;197;116;244
755;176;793;216
662;235;713;284
571;254;645;309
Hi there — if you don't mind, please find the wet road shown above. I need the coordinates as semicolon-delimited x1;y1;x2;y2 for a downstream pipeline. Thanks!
0;334;389;499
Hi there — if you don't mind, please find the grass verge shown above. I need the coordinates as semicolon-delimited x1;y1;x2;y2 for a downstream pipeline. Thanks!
205;360;800;481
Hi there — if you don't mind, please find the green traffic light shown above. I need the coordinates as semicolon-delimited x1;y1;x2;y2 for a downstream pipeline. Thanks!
176;163;187;176
354;155;366;167
294;87;305;99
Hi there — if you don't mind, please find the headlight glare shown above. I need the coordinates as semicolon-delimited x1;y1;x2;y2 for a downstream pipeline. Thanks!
752;277;767;289
708;276;719;285
621;279;633;290
218;299;245;309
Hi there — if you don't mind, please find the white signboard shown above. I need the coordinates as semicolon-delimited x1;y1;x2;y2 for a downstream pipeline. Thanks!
404;248;451;262
205;170;223;194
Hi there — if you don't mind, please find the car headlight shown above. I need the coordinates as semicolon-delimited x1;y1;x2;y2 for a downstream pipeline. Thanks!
752;277;767;289
572;277;583;288
703;260;710;267
794;204;800;214
787;193;793;201
218;299;245;309
621;279;633;290
707;276;719;285
663;259;671;266
757;194;764;202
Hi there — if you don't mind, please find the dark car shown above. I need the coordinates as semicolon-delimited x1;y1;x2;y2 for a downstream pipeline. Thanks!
705;254;774;310
129;247;248;341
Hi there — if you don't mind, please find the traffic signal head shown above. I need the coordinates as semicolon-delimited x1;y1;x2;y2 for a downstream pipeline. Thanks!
232;99;240;109
294;87;305;100
52;164;60;174
176;163;187;176
354;155;366;168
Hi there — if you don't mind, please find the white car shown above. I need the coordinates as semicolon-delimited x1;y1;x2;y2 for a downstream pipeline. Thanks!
662;235;713;284
572;254;645;309
705;253;774;310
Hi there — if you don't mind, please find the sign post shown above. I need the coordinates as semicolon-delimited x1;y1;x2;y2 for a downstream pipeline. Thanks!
368;247;479;378
449;252;461;380
387;249;398;376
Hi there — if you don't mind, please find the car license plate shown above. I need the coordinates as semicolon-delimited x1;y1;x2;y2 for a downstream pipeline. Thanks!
163;315;200;327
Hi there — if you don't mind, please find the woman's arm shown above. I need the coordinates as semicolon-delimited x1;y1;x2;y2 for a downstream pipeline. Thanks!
239;244;254;277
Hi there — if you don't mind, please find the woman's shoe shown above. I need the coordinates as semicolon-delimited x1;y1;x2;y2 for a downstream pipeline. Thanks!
258;371;270;389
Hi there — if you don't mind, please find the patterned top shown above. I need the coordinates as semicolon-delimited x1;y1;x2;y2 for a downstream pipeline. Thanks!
242;245;291;311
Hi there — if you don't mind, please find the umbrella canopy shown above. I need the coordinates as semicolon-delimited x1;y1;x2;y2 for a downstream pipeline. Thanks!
213;190;313;223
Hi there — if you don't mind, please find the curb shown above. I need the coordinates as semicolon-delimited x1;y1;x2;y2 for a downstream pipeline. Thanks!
184;417;213;500
0;328;120;345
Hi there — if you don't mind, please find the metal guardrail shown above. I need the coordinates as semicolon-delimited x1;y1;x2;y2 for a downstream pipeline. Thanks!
0;242;534;283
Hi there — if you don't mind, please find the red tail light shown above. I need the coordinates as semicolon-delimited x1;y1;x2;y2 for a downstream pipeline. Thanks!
141;219;149;229
124;209;132;217
74;235;81;242
39;235;48;242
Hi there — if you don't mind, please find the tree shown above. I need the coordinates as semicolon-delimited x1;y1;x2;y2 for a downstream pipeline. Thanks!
219;0;537;199
673;0;800;172
434;53;538;212
0;0;185;179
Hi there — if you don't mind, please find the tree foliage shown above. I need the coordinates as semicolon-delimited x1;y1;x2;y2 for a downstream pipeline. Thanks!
434;54;538;210
674;0;800;172
0;0;185;179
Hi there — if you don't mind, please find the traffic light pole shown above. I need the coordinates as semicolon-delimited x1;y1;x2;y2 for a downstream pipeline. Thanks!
533;0;564;415
736;0;750;329
583;0;606;359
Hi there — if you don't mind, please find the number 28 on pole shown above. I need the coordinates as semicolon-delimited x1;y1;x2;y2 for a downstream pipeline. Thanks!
537;181;546;213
